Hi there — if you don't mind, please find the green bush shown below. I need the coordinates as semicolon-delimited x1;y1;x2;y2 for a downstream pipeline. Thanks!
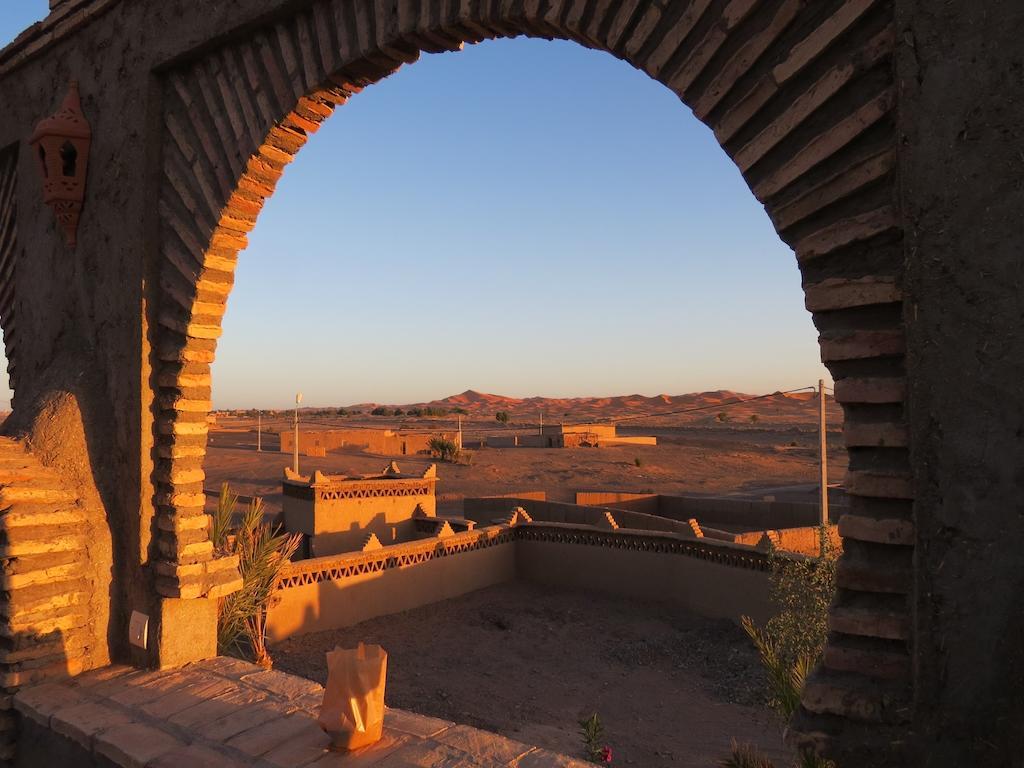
428;436;460;462
496;411;510;424
728;527;837;767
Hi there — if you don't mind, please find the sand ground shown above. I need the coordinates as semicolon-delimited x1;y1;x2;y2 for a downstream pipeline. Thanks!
204;420;846;517
272;581;793;768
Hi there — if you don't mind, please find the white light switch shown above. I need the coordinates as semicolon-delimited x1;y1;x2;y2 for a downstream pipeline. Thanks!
129;611;149;649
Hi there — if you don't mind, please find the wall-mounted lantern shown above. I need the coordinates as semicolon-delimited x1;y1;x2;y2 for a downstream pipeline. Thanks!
29;81;91;248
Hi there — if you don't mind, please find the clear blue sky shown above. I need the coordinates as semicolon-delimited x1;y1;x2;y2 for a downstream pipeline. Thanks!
2;5;829;410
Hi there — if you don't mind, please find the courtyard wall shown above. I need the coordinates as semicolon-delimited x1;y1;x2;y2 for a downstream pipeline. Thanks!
267;522;777;642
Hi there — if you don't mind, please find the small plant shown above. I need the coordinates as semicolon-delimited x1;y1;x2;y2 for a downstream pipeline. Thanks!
371;406;388;416
717;412;731;423
749;414;759;423
579;714;612;764
633;456;642;467
393;408;404;416
428;436;460;462
213;485;302;668
720;742;776;768
495;411;510;424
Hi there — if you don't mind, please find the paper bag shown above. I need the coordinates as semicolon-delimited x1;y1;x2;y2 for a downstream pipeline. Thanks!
318;643;388;751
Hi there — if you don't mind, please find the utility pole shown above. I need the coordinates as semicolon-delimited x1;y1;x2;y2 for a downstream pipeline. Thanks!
457;414;463;451
257;410;262;453
539;409;543;436
818;378;829;554
294;392;302;475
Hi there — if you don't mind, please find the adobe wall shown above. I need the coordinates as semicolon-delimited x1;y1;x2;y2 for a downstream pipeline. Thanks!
578;492;843;530
576;492;660;515
281;428;454;456
732;525;842;556
267;522;778;643
0;1;162;663
464;496;693;534
516;533;775;626
0;0;318;666
602;436;658;446
267;532;517;641
897;1;1024;761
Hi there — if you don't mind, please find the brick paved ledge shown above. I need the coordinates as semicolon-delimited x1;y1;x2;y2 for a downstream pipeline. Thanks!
12;658;586;767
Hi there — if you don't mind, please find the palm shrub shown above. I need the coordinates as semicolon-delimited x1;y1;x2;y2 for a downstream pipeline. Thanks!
211;482;237;549
212;484;302;668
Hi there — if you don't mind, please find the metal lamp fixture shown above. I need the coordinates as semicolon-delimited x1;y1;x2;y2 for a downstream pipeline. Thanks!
29;81;91;247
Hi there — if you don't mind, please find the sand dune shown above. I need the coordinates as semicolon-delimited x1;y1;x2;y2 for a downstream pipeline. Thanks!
331;387;840;428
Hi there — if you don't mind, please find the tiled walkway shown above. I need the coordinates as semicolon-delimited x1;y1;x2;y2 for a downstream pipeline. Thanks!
13;658;587;767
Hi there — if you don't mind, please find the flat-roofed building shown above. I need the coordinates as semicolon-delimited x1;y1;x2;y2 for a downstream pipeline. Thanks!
282;462;439;557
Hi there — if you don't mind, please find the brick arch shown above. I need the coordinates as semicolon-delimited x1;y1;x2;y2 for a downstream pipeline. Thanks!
153;0;907;761
0;147;20;410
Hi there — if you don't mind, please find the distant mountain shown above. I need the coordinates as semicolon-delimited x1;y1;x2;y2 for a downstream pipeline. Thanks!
341;388;839;426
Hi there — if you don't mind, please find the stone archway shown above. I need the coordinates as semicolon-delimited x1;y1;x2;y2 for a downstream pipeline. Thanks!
151;0;908;761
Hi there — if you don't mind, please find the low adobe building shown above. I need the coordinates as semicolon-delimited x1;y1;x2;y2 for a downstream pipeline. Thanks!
487;423;656;448
280;427;456;457
282;462;448;557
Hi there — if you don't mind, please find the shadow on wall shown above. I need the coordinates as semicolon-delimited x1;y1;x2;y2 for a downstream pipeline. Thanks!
11;389;120;666
5;627;69;763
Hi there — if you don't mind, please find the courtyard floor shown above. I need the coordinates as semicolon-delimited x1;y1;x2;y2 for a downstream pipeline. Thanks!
273;582;793;768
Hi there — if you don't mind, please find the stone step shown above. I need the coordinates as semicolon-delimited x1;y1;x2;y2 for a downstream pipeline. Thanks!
0;594;90;631
0;559;87;590
0;629;90;664
801;668;911;724
0;503;88;529
835;554;911;594
0;456;39;473
0;605;91;640
0;438;25;455
837;514;913;546
829;604;909;641
0;480;78;505
0;528;88;557
0;578;89;617
822;637;910;680
0;654;87;688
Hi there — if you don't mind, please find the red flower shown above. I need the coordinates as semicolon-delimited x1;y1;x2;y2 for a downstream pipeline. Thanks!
600;746;613;763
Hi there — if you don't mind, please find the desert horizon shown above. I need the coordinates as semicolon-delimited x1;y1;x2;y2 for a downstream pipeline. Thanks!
212;386;841;427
